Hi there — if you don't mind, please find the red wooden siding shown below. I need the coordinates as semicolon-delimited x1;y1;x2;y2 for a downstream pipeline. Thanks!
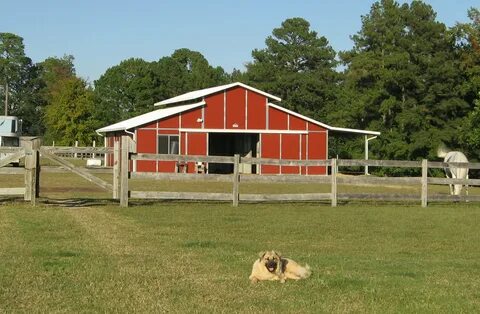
226;87;246;129
281;134;300;174
136;129;157;172
261;133;280;174
247;91;266;129
159;115;179;129
301;134;307;175
181;107;203;128
186;132;207;173
308;122;324;131
139;121;156;129
204;92;224;129
307;132;327;175
268;107;288;130
290;115;307;130
180;132;186;155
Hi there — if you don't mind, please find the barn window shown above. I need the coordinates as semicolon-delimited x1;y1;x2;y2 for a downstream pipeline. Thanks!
158;135;179;154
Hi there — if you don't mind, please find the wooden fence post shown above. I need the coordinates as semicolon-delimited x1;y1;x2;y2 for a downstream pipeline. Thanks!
232;154;240;207
331;158;337;207
421;159;428;208
74;141;78;158
24;147;39;206
113;139;120;200
120;136;130;207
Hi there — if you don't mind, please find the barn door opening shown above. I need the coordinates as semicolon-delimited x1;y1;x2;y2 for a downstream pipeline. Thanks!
208;133;259;174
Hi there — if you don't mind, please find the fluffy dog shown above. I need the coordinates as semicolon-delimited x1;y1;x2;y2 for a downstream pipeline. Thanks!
249;250;311;283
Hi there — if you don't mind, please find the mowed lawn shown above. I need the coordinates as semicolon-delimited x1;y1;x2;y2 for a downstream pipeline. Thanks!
1;202;480;313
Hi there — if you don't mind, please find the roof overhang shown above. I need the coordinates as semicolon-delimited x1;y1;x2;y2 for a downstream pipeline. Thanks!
267;103;380;136
96;101;205;134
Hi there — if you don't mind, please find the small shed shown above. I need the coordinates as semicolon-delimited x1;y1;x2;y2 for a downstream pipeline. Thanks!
97;82;380;175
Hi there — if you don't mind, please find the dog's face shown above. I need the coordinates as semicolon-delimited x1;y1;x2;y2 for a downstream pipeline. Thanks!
259;250;282;273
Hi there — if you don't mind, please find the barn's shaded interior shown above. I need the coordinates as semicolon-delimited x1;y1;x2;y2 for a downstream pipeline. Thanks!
208;133;258;174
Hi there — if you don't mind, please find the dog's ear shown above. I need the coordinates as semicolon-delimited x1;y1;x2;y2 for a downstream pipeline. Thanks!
258;251;266;259
273;250;282;258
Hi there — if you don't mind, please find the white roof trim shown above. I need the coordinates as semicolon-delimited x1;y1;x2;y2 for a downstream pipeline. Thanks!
96;101;205;133
267;103;380;136
154;82;281;106
180;128;308;135
328;126;381;136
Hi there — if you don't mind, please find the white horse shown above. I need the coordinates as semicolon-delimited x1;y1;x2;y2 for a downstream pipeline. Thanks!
437;147;469;196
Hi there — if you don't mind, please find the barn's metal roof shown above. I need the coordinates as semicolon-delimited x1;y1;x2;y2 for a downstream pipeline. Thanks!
268;103;380;136
96;101;205;133
154;82;281;106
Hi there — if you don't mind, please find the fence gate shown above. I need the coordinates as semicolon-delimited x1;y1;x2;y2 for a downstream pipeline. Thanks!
39;146;114;194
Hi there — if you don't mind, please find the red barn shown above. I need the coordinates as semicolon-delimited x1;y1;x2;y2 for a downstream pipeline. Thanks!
97;82;379;175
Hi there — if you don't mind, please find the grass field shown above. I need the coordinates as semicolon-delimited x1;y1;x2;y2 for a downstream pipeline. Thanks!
1;201;480;313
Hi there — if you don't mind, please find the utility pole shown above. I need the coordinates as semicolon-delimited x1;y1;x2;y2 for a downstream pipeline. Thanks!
4;83;8;116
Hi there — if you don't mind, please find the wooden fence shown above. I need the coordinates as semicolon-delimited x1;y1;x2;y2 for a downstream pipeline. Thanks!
115;136;480;208
0;141;39;205
1;136;479;207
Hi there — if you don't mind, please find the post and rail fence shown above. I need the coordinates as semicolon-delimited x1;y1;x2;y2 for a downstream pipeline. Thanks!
1;136;479;207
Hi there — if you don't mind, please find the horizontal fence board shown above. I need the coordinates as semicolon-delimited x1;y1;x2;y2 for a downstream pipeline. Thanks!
240;193;331;201
131;172;232;182
338;193;420;201
0;167;24;174
242;157;330;166
428;177;480;186
337;176;420;185
428;161;480;170
42;146;113;154
0;187;25;195
338;159;421;168
0;147;24;153
130;191;232;201
240;174;331;184
428;194;480;202
132;154;235;164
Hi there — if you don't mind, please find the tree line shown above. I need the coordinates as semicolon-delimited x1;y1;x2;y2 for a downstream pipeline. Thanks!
0;0;479;162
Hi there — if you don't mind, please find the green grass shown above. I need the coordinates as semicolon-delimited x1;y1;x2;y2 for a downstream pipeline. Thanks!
1;202;480;313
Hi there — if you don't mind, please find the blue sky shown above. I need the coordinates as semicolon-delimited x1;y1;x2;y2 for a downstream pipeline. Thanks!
2;0;477;82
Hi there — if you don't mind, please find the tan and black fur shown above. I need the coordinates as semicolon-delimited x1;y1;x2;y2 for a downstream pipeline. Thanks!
249;250;311;283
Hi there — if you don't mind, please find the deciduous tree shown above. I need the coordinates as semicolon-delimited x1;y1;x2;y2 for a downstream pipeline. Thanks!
44;77;96;145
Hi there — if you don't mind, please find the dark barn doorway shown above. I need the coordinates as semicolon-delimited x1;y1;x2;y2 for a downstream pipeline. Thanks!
208;133;259;174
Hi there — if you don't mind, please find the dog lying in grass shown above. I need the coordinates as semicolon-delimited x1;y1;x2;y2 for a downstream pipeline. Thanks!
249;250;311;283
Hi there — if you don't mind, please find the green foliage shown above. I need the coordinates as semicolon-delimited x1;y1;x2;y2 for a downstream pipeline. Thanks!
93;58;158;126
44;77;97;145
94;50;228;128
0;33;42;134
245;18;339;120
0;33;29;97
461;95;480;154
2;4;480;160
169;48;228;90
339;0;470;162
37;55;76;101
